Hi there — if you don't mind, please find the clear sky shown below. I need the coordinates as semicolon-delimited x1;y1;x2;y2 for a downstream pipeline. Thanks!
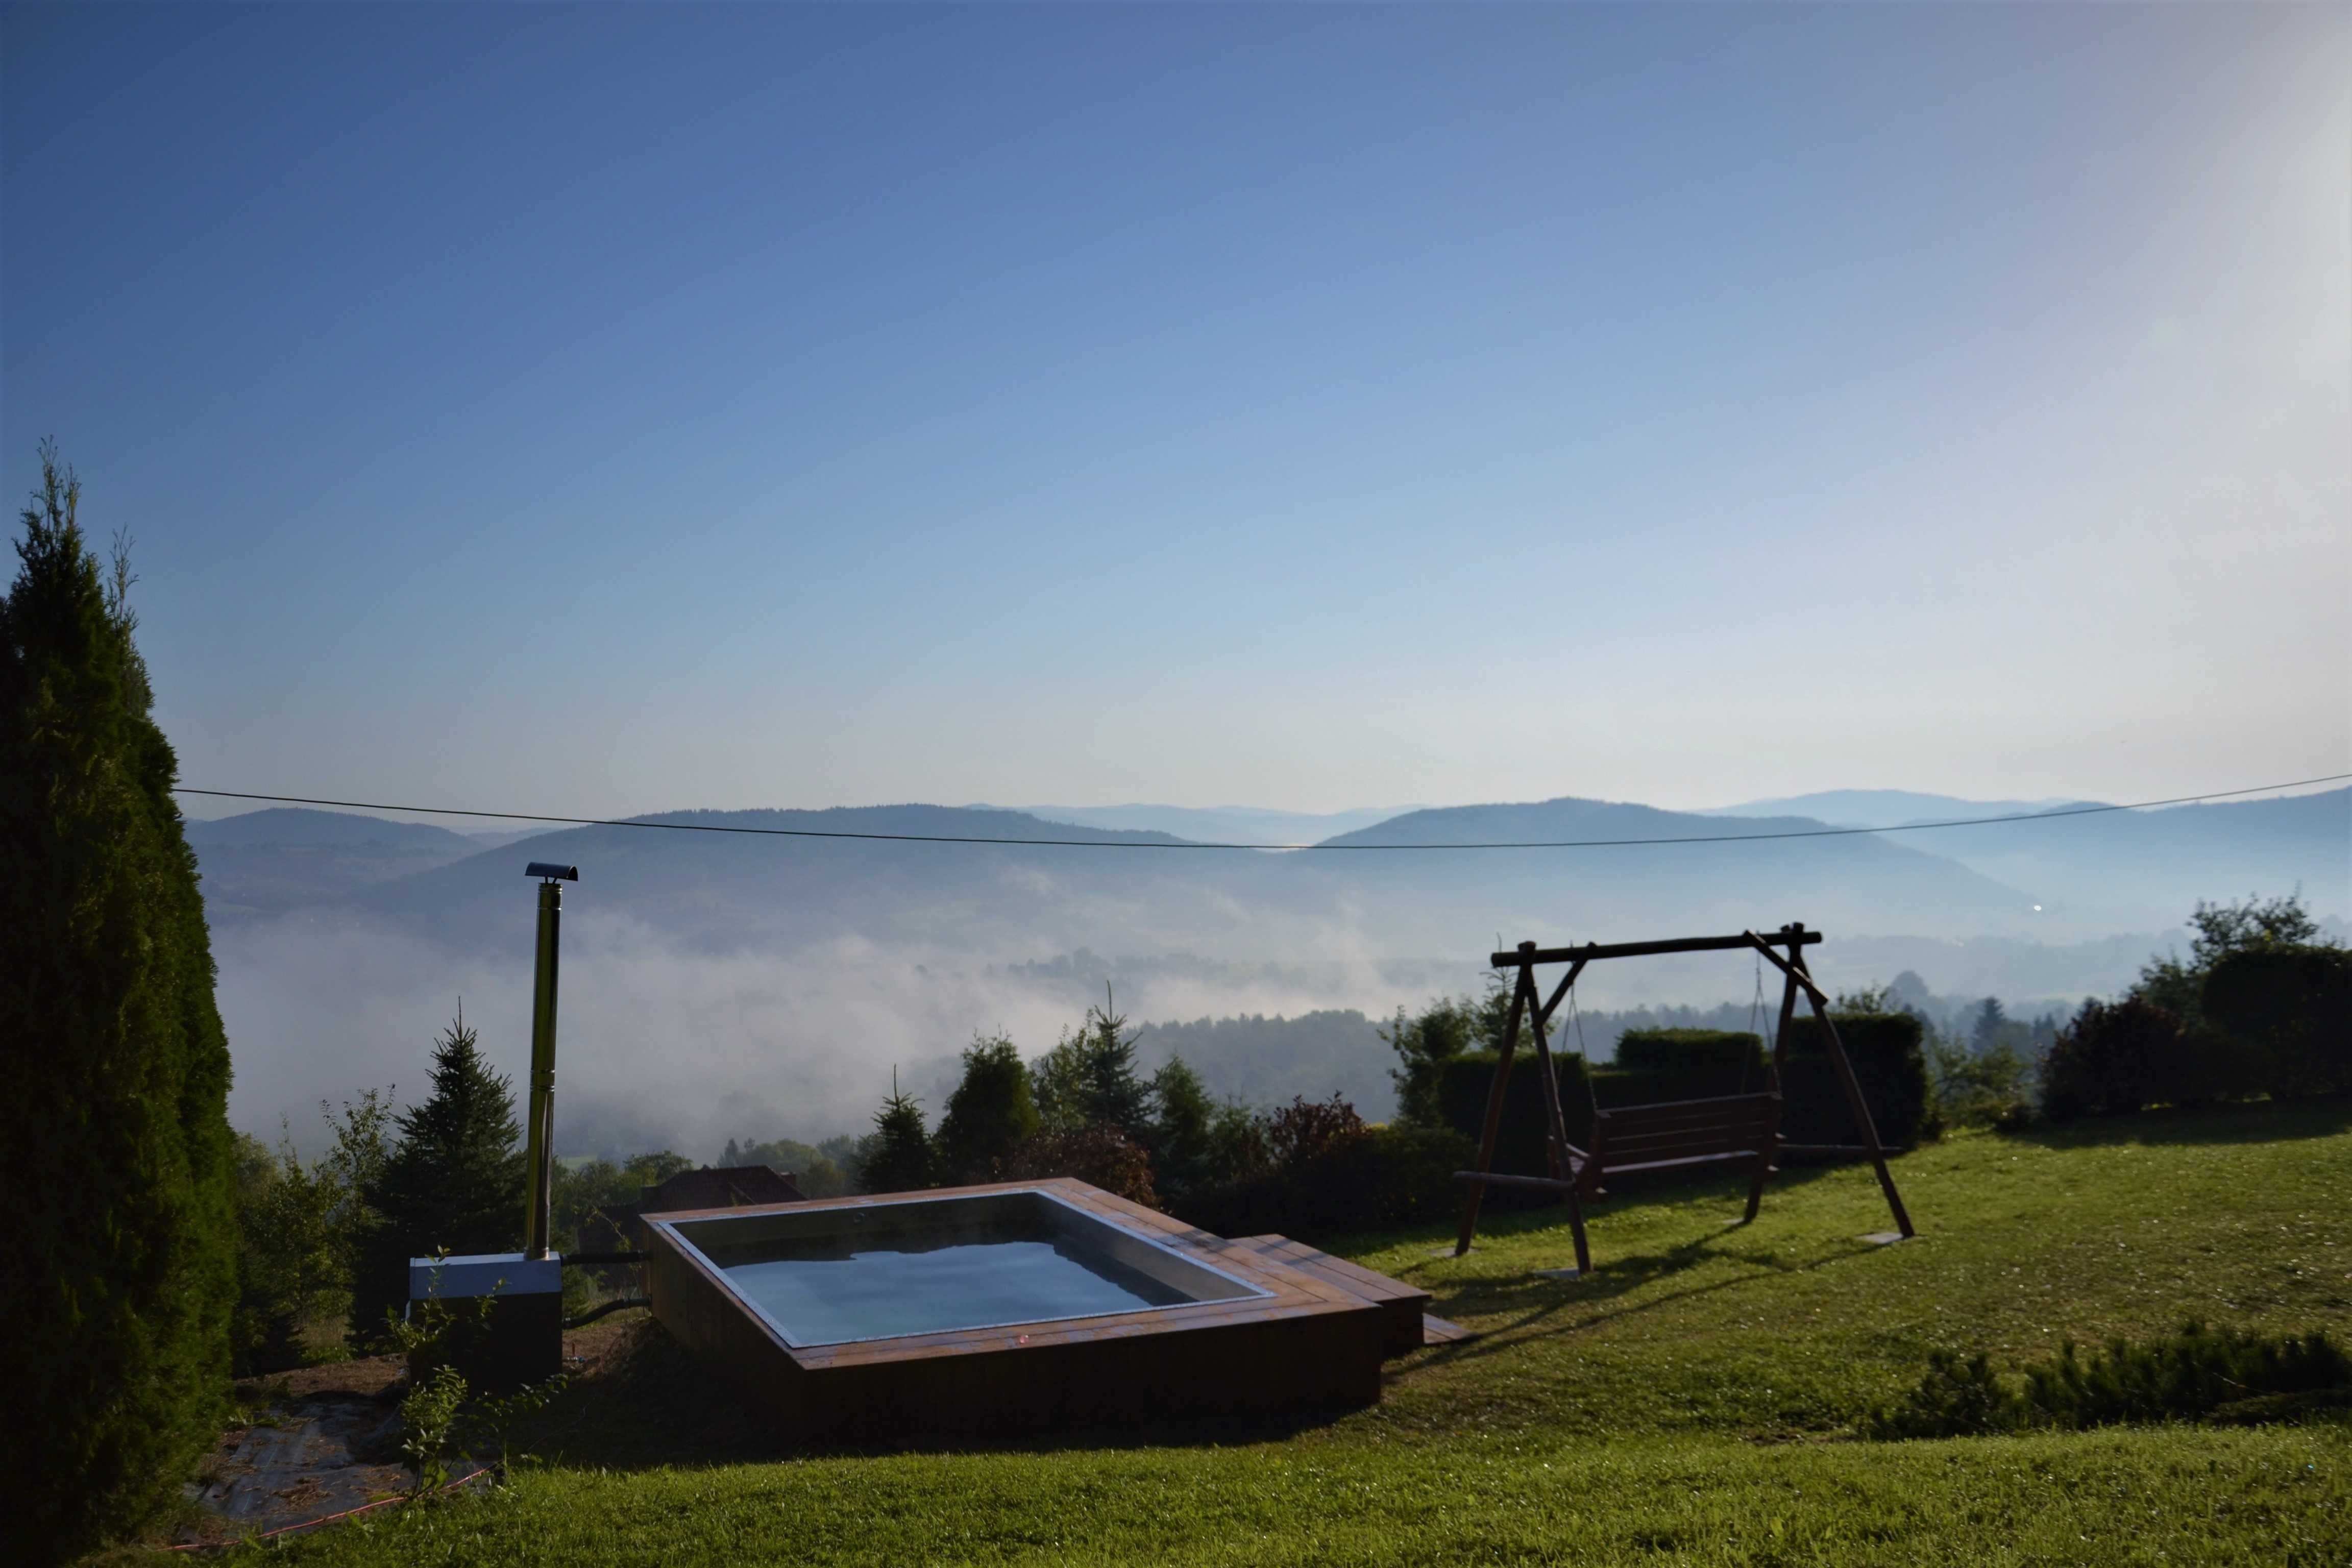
6;3;2346;819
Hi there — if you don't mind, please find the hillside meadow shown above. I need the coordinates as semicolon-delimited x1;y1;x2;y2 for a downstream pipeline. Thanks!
155;1102;2349;1565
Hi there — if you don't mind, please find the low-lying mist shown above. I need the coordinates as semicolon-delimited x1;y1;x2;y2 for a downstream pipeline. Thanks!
216;910;1477;1162
214;903;2216;1164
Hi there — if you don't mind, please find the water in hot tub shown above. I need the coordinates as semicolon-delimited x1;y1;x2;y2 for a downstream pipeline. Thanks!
721;1234;1195;1345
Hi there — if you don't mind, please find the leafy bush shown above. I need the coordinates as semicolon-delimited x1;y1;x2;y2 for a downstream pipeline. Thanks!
389;1280;568;1492
232;1133;342;1375
1867;1322;2352;1439
2055;893;2347;1114
2133;892;2326;1023
1926;1036;2033;1131
2036;997;2259;1120
997;1123;1160;1208
232;1091;391;1373
1174;1097;1472;1239
1382;986;1512;1129
399;1365;473;1496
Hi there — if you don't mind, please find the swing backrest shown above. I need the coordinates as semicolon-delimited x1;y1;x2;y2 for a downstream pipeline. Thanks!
1589;1091;1780;1179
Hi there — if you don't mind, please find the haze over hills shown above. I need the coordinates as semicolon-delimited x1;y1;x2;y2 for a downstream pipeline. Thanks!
1890;791;2350;919
1702;790;2081;828
189;787;2347;1160
185;808;487;921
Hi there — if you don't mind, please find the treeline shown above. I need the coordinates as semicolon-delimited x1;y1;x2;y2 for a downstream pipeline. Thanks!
815;995;1475;1237
1866;893;2345;1129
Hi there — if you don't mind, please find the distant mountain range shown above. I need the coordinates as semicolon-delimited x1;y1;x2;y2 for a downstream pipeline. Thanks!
184;808;485;919
188;787;2348;950
191;789;2347;1161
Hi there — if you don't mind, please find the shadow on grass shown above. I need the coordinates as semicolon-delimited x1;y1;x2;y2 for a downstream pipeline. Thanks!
1999;1098;2351;1152
1415;1230;1886;1375
1365;1159;1916;1371
509;1316;1374;1472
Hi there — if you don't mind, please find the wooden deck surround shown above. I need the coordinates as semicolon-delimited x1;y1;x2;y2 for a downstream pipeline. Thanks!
641;1178;1435;1446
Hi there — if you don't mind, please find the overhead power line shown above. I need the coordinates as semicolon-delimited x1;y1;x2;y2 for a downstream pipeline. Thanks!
172;773;2351;852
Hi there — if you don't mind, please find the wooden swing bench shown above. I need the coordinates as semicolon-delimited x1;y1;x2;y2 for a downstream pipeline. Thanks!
1452;923;1914;1276
1585;1091;1781;1193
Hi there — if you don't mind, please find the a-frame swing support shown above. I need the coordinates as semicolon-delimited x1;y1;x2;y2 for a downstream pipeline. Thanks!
1452;922;1915;1265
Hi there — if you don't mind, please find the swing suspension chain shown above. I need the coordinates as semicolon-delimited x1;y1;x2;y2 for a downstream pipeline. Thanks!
1741;948;1764;1096
1567;981;1600;1114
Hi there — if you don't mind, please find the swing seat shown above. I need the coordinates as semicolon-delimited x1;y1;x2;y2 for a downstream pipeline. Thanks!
1576;1091;1781;1195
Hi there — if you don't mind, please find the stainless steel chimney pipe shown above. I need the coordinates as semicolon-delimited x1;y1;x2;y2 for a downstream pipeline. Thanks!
521;863;576;1259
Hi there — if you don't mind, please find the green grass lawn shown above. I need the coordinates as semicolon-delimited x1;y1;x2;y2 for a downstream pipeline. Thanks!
203;1103;2352;1565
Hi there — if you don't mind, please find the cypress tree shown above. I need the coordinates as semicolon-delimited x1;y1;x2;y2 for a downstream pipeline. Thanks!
1;444;237;1559
350;1011;526;1346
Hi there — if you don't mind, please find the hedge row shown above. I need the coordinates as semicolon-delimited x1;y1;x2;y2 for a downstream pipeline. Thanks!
1435;1017;1929;1190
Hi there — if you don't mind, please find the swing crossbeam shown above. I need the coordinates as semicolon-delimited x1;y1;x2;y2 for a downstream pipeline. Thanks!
1487;929;1824;967
1452;921;1915;1270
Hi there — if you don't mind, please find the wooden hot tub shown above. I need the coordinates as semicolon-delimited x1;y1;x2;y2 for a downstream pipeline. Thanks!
641;1177;1440;1444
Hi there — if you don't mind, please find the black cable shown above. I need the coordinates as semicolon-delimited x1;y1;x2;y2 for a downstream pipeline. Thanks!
171;773;2351;852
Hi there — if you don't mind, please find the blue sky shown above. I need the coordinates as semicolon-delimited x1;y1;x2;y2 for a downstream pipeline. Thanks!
6;3;2345;818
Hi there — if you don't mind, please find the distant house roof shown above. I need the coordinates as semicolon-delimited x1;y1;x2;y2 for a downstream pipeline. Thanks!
641;1164;805;1214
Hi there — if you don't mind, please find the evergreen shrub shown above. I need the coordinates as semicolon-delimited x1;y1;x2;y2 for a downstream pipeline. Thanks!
1779;1012;1930;1150
1611;1027;1767;1081
1867;1323;2352;1439
350;1015;526;1348
2;448;238;1560
936;1033;1038;1185
855;1078;939;1194
2202;945;2351;1100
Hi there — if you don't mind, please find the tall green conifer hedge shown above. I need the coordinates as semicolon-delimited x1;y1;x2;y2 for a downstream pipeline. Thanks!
1;446;237;1559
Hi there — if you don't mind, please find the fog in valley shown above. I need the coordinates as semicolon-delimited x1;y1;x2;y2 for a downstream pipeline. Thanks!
197;788;2349;1163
